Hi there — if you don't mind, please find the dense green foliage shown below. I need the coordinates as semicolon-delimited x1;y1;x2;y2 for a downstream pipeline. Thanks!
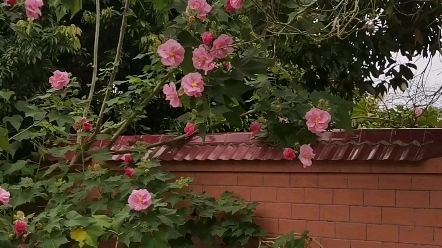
352;93;442;128
0;0;441;247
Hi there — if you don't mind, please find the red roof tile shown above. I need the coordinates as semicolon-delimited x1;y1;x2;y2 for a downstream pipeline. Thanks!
97;129;442;162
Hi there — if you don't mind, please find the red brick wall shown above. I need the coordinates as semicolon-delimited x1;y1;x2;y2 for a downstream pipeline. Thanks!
163;158;442;248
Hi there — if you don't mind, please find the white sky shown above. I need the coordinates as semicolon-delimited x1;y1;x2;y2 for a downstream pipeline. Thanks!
382;53;442;108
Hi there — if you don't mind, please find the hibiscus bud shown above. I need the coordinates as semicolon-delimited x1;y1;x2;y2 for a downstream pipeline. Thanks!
224;62;231;71
125;167;134;177
283;148;296;160
257;117;267;124
184;122;196;136
14;211;25;221
225;1;235;12
271;103;281;113
35;223;43;230
202;32;214;45
414;107;423;117
6;0;17;5
16;20;27;28
92;164;101;171
123;154;133;164
249;122;261;136
14;220;27;237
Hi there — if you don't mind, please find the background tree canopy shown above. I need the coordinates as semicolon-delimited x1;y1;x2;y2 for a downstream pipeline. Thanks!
1;0;441;135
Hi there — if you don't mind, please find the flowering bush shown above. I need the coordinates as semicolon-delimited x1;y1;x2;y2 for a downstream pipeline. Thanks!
0;0;360;246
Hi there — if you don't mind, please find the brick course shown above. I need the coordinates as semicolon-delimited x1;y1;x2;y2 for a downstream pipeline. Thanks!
163;158;442;247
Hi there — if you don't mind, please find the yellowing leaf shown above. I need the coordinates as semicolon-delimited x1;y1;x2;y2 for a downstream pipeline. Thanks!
70;228;86;246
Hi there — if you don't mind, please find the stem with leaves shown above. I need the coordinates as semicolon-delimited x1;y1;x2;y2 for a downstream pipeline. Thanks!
76;0;101;146
83;0;101;116
93;0;131;135
69;0;131;166
105;71;174;149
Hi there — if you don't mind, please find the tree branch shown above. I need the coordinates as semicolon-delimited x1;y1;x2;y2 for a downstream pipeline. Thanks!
69;0;131;166
83;0;101;117
105;72;173;149
102;109;257;154
76;0;101;146
93;0;131;136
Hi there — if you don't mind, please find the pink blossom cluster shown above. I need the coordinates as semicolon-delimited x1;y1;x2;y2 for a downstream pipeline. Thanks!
283;145;315;168
73;117;93;132
158;33;234;108
282;107;333;168
157;0;241;137
158;0;240;110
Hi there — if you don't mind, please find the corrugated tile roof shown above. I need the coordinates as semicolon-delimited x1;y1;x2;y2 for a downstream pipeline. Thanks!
96;129;442;162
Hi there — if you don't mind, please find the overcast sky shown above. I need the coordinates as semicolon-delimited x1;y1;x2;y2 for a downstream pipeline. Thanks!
381;53;442;108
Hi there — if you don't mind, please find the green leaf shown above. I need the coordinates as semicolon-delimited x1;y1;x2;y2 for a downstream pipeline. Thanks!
0;90;14;102
151;0;166;9
177;30;200;48
87;148;112;162
92;215;112;229
42;163;68;177
141;231;171;248
84;223;106;247
56;115;73;127
4;160;27;175
60;0;82;18
212;8;230;22
211;227;227;237
222;106;244;127
0;127;12;153
63;211;95;227
3;115;23;131
231;57;270;80
39;231;70;248
180;47;195;74
24;105;46;120
111;206;131;231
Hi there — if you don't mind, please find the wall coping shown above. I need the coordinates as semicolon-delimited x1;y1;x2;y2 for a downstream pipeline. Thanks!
107;129;442;162
56;129;442;162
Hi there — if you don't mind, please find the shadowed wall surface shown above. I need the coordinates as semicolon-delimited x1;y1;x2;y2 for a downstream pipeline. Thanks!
163;159;442;248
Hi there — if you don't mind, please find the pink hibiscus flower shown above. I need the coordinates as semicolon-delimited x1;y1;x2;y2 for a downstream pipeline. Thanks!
211;34;234;59
128;189;152;211
181;72;205;97
305;108;331;134
187;0;212;19
192;45;216;74
157;39;185;67
299;144;315;168
49;70;70;90
163;82;182;108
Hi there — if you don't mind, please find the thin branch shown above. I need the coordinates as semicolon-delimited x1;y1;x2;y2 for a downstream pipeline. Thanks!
83;0;101;116
105;71;174;148
76;0;101;145
8;120;43;141
93;0;131;136
69;0;131;166
102;109;257;154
